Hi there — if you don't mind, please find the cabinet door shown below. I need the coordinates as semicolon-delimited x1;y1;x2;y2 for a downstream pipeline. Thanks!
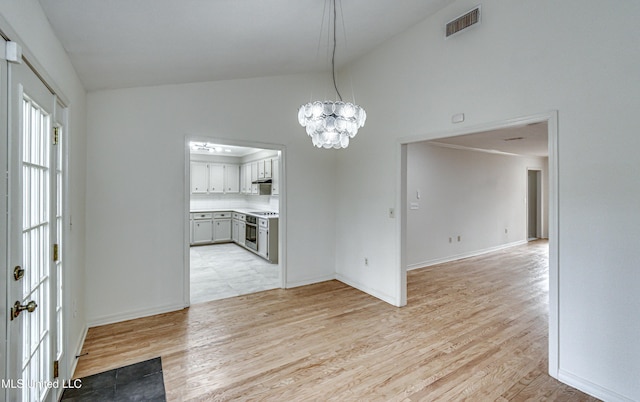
209;164;225;193
263;158;272;179
258;228;268;258
193;220;213;244
240;164;247;194
243;164;251;194
225;164;240;193
213;219;232;242
191;162;209;194
239;221;246;246
251;162;258;194
271;159;279;195
258;160;265;179
232;220;239;242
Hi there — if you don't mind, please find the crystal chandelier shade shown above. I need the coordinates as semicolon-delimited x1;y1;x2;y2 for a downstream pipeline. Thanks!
297;0;366;149
298;100;366;149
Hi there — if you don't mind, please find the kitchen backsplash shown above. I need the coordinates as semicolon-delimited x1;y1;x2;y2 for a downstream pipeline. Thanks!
190;194;279;212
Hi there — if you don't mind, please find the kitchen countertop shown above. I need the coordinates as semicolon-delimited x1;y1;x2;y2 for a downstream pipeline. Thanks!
190;209;279;218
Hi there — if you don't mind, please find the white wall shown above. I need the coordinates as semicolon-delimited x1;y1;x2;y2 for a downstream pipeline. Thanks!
85;74;338;325
334;0;640;399
406;142;546;268
0;0;87;381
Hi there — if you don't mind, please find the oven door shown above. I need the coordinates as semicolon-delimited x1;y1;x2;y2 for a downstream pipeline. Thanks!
245;223;257;250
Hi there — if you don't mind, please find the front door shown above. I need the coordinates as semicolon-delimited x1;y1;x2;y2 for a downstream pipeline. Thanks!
6;49;61;402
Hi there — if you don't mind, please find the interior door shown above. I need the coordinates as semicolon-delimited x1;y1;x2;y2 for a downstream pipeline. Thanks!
6;53;59;402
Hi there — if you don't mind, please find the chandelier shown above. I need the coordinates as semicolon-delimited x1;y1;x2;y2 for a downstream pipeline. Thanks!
297;0;366;149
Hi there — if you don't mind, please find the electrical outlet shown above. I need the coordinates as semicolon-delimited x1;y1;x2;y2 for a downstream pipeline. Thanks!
505;228;508;234
364;258;369;266
457;235;461;242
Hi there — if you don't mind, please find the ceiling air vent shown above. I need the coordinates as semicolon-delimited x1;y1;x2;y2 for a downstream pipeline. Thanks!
446;6;481;38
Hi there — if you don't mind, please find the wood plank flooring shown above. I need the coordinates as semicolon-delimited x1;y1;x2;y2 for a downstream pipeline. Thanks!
74;240;599;401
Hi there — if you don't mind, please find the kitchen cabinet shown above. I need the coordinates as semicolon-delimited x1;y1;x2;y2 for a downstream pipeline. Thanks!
250;162;258;194
192;213;213;245
257;158;273;180
264;158;272;179
271;158;279;196
240;164;250;194
257;217;278;262
208;164;225;193
232;212;246;245
191;163;239;195
258;226;268;258
238;221;246;246
214;219;231;242
191;162;209;194
213;212;232;242
232;219;239;242
225;165;240;193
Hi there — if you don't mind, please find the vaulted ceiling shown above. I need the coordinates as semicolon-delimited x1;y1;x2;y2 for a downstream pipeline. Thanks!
38;0;454;91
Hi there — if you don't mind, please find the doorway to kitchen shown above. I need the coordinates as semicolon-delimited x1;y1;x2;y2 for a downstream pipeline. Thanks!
184;138;285;304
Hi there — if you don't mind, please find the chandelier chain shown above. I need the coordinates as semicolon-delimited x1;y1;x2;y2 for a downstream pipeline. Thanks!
331;0;342;101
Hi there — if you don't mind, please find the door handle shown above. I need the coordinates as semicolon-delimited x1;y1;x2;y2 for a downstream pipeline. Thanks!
11;300;38;320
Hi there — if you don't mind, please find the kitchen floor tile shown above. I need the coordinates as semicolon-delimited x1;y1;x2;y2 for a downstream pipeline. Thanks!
190;243;279;304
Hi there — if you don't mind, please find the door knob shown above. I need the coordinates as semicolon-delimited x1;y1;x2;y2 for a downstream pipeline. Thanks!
13;266;25;281
11;300;38;320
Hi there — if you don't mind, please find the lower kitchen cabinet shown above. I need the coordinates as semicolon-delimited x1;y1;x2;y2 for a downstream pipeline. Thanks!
232;219;238;242
258;226;268;258
213;212;232;242
238;221;246;246
190;211;275;263
192;220;213;244
214;219;231;242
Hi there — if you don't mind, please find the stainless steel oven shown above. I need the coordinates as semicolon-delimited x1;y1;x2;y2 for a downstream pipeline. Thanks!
245;215;258;250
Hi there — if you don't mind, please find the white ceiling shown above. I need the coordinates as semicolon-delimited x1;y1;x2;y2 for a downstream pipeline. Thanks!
429;122;549;157
37;0;454;91
37;0;547;157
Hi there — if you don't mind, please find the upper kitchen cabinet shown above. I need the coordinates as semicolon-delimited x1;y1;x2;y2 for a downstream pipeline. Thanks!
271;159;279;196
250;162;259;194
258;158;272;179
190;162;239;195
225;165;240;193
241;164;250;194
191;162;209;194
209;164;225;193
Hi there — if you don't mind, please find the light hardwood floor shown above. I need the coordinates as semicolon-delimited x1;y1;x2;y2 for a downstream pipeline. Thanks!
74;241;599;401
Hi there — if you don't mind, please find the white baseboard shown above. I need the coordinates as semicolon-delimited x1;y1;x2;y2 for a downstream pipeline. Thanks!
558;369;636;402
68;324;88;378
407;240;528;271
335;273;399;306
285;274;336;289
87;302;187;328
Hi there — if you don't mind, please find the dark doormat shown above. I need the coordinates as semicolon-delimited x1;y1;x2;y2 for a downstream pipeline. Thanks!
61;357;166;402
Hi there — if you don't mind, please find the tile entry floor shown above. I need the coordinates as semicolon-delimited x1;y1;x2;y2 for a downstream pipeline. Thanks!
190;243;280;304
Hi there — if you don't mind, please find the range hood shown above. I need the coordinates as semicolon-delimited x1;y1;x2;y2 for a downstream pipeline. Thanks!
252;178;272;184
